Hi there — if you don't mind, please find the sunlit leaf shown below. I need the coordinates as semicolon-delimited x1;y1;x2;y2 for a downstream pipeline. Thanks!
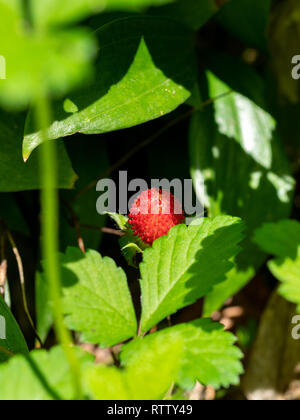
122;319;243;390
140;216;244;333
58;247;137;347
85;332;182;400
23;16;196;158
0;346;93;400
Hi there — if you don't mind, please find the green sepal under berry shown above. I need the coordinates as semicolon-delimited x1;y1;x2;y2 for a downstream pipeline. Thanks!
106;212;149;267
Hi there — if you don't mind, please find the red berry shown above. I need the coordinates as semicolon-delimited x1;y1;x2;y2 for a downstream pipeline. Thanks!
128;188;185;245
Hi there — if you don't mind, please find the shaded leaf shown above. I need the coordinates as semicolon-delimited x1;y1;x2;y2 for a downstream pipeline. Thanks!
0;111;77;192
0;194;29;235
254;220;300;311
150;0;218;30
60;136;109;250
189;58;294;315
216;0;271;52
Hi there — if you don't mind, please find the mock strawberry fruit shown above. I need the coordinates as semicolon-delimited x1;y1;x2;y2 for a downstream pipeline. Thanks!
128;188;185;245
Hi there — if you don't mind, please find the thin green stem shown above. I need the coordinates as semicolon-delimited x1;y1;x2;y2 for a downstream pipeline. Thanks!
35;90;83;400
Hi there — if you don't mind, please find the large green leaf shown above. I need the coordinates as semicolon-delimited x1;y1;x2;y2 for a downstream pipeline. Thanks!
122;319;243;390
150;0;218;30
0;111;77;192
0;346;93;400
216;0;271;52
0;0;96;110
23;16;196;158
189;62;294;315
254;220;300;311
85;333;182;400
0;296;28;363
139;216;244;333
58;247;137;347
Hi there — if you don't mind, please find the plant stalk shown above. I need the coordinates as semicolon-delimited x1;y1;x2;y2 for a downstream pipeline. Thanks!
35;90;82;400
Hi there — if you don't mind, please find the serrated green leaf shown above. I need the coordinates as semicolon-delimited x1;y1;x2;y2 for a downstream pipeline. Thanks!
0;346;93;400
254;220;300;311
23;16;196;158
58;247;137;347
0;111;77;192
139;216;244;333
0;296;28;362
174;320;243;390
122;319;243;390
85;332;183;400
